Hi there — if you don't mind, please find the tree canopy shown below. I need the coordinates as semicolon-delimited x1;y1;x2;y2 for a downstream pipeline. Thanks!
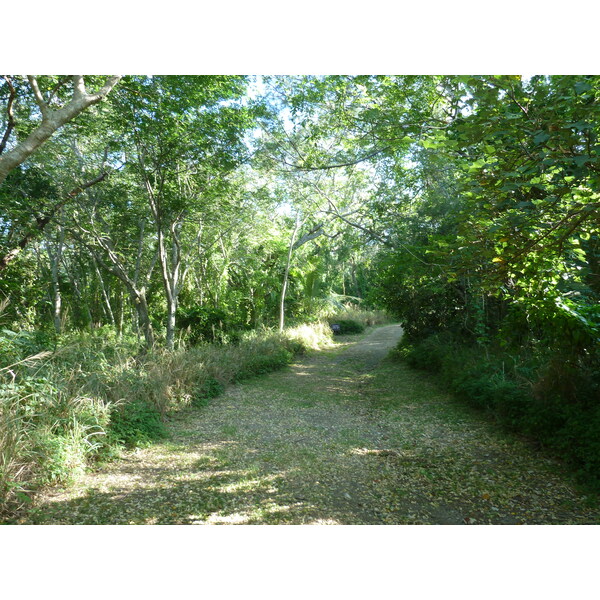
1;75;597;354
1;73;600;517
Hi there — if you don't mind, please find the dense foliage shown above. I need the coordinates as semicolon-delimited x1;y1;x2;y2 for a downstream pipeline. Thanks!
367;76;600;490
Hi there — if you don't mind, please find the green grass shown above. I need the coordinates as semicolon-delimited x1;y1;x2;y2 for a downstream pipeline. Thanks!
0;322;334;521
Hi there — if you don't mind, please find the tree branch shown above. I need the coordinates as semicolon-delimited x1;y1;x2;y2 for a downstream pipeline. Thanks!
0;171;109;271
0;75;121;186
26;76;49;117
0;76;16;156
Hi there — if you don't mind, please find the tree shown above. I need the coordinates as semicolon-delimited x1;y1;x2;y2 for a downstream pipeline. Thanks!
0;75;120;272
0;75;120;185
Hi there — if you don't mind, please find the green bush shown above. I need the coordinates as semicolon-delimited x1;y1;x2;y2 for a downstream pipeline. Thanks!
397;332;600;493
32;425;90;484
191;377;225;408
177;306;232;344
0;328;54;367
329;319;365;335
558;406;600;490
235;348;293;381
108;399;167;447
402;333;452;373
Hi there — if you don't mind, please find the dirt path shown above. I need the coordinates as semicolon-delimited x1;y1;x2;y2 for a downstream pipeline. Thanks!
23;325;600;524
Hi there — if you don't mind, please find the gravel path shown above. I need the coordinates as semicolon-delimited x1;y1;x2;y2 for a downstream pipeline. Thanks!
22;325;600;524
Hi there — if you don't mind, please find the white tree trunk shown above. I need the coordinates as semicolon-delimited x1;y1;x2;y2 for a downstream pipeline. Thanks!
279;215;301;332
0;75;120;186
47;223;65;334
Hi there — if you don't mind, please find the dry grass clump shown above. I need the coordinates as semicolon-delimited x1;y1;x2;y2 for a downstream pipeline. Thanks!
330;305;390;328
147;322;334;411
285;322;335;351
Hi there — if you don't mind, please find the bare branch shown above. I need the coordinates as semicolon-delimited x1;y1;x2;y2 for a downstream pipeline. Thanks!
26;76;49;116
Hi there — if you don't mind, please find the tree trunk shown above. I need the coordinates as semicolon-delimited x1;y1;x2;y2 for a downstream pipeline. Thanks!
166;297;177;350
0;76;120;186
279;215;301;332
133;290;154;348
94;259;115;327
116;288;124;338
47;223;65;334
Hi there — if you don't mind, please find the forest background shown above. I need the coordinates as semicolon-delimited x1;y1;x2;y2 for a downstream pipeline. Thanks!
2;74;598;510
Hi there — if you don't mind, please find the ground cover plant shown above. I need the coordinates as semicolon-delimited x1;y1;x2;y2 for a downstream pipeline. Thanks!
15;325;600;525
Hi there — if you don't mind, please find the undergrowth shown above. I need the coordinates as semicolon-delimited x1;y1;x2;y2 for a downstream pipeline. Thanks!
329;306;389;330
395;333;600;494
0;322;333;520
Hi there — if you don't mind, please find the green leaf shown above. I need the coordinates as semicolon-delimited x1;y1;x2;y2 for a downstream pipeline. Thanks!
574;81;592;94
16;492;32;503
421;139;438;150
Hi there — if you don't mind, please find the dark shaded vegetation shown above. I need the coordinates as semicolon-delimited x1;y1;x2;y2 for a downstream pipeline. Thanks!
329;319;366;335
395;333;600;493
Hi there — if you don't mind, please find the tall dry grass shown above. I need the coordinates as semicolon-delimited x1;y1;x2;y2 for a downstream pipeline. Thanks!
329;305;390;328
0;322;334;519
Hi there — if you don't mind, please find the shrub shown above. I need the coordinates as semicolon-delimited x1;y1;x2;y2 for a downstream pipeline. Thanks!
285;322;334;351
402;333;452;373
108;399;167;447
329;319;365;335
397;332;600;493
177;306;232;344
191;377;225;408
328;305;389;331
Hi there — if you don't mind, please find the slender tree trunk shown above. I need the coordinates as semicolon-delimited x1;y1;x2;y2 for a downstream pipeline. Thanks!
116;288;124;338
47;223;65;334
279;215;301;332
52;267;62;333
67;268;93;329
166;297;177;350
71;225;156;347
134;290;154;348
94;259;115;326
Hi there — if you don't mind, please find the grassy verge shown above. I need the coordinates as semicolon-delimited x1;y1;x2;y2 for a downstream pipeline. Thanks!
0;322;334;520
